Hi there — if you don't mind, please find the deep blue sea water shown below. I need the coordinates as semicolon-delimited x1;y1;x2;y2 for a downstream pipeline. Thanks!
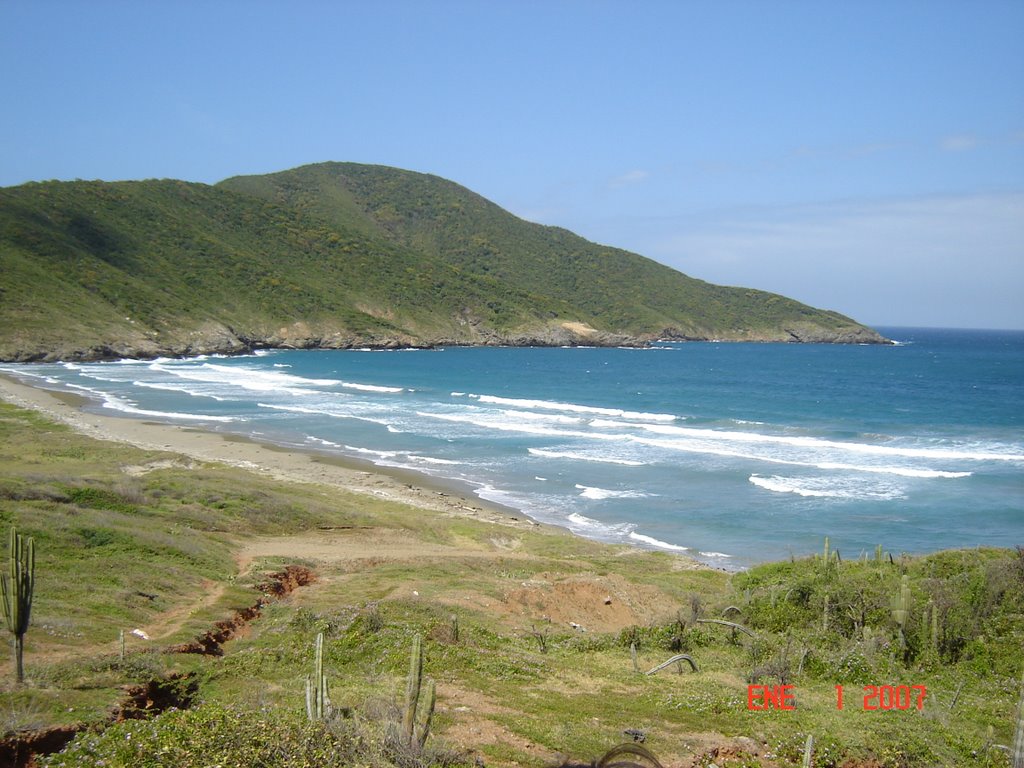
4;327;1022;569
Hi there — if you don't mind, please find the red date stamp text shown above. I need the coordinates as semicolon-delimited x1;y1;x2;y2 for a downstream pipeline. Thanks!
746;684;926;711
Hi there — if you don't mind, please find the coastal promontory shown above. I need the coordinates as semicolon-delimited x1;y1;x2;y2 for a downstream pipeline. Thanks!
0;162;887;361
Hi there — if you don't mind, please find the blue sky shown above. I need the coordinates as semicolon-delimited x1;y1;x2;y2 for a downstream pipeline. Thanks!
2;1;1022;329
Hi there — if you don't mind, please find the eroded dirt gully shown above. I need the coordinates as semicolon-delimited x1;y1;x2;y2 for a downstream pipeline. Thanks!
0;565;315;768
164;565;316;656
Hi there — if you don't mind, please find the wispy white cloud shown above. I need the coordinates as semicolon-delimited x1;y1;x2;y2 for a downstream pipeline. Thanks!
644;193;1024;329
940;134;979;152
607;169;650;189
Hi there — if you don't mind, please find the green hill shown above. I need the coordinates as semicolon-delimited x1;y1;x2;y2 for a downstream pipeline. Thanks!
0;163;886;361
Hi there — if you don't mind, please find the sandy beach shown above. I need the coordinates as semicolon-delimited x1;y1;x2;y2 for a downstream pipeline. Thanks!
0;372;548;534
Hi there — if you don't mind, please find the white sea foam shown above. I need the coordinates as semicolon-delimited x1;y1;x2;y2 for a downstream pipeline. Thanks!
628;532;689;552
61;369;139;385
529;448;644;466
501;409;582;425
699;551;732;559
64;382;111;397
257;403;324;415
108;358;154;365
625;421;1024;463
316;405;1010;479
813;462;970;479
100;393;238;422
468;393;676;422
574;484;652;500
564;512;636;536
748;475;837;498
159;361;404;395
257;402;399;431
305;436;341;448
748;474;905;501
340;382;404;393
150;362;335;395
131;380;229;401
416;410;565;436
343;445;401;459
411;456;462;466
0;367;45;380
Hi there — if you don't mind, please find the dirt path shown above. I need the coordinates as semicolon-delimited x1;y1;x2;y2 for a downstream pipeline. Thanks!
140;579;227;642
235;526;526;568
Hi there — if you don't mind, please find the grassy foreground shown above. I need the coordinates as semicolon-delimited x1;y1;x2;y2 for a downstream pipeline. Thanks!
0;400;1021;767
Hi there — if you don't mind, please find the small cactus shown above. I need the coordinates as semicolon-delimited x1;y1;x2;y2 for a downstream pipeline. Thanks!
891;574;911;652
305;631;332;721
802;733;814;767
416;678;436;748
1;528;35;684
403;634;436;748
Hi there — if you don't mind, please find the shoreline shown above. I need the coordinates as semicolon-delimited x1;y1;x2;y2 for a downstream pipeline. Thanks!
0;372;730;574
0;372;564;537
0;327;895;365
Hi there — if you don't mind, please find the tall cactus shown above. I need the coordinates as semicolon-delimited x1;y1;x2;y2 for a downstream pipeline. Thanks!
403;634;423;740
1;528;35;684
403;634;436;749
305;631;332;721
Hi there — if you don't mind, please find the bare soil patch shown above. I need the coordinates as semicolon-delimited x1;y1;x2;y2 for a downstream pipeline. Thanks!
499;573;679;634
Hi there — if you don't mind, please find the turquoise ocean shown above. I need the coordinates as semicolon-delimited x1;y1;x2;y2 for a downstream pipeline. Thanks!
4;327;1022;570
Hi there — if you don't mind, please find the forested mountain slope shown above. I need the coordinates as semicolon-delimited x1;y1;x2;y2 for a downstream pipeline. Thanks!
0;163;885;361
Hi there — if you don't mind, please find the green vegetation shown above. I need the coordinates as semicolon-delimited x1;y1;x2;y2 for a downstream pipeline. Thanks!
222;163;880;343
41;702;414;768
0;163;886;361
0;400;1019;767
